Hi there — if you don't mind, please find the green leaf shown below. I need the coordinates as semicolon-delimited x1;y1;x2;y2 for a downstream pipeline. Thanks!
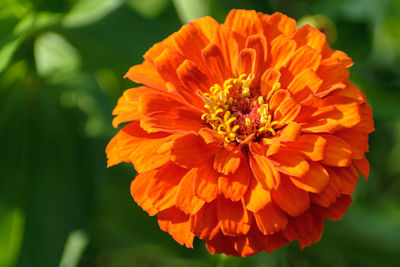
34;32;81;77
172;0;210;24
62;0;123;28
0;205;25;267
59;230;89;267
127;0;170;18
0;36;23;73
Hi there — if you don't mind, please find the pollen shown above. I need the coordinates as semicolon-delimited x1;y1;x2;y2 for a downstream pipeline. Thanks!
201;74;282;145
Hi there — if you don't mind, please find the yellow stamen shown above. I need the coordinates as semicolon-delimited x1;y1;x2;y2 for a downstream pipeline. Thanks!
201;73;282;145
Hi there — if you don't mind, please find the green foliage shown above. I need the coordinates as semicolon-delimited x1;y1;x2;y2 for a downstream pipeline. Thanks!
0;0;399;266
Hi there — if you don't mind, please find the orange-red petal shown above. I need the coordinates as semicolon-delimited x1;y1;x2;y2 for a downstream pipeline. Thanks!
214;145;242;175
157;207;194;248
290;162;330;193
218;157;250;201
189;201;220;240
217;197;252;236
171;133;217;168
193;160;220;202
250;153;280;190
175;168;206;215
271;176;310;217
254;202;288;235
244;177;272;213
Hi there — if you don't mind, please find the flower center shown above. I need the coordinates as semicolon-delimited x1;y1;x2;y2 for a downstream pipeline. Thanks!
200;74;283;145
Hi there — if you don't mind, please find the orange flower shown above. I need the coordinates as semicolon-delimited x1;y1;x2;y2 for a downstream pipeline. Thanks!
106;9;374;256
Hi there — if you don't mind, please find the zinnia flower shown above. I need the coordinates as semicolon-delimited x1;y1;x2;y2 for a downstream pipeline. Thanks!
106;9;374;256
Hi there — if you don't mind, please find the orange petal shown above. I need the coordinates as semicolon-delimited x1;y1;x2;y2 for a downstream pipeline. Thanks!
354;155;370;180
211;25;239;76
283;211;324;249
232;225;267;257
280;45;322;87
265;12;297;40
317;58;349;90
354;103;374;134
217;197;252;236
193;160;220;202
139;92;198;115
202;43;232;84
157;207;194;248
147;162;188;211
250;154;280;190
244;177;272;213
213;145;242;175
321;134;353;167
279;122;301;142
237;48;256;75
269;89;290;111
171;133;217;168
205;231;239;256
189;200;220;240
292;25;326;53
310;170;341;207
153;48;185;85
124;61;166;90
260;68;281;98
269;35;297;69
287;68;322;102
177;59;214;93
105;122;175;172
295;94;321;122
265;232;290;253
143;41;169;63
271;175;310;217
254;202;288;235
270;150;309;177
329;50;354;68
336;129;368;160
225;9;263;49
315;83;345;98
140;110;204;133
198;127;224;144
190;16;219;40
290;162;329;193
273;95;301;124
312;195;352;221
112;86;162;128
245;35;267;62
301;96;361;133
130;170;158;216
218;157;250;201
139;92;204;133
285;134;327;161
266;139;280;156
334;166;359;195
245;34;268;83
175;168;205;215
173;24;209;69
335;81;366;103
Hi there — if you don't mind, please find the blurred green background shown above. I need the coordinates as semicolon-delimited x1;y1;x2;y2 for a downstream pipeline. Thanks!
1;0;400;266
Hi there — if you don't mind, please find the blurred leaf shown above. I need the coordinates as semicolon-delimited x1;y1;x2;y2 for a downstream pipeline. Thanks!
0;0;32;18
62;0;123;28
0;36;23;73
371;1;400;66
172;0;210;24
34;32;81;77
59;230;89;267
127;0;170;18
0;205;25;267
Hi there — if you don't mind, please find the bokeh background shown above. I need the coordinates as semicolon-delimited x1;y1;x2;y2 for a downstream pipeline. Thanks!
1;0;400;266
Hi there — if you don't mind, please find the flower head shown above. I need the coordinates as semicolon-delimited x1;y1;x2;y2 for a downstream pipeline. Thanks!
106;9;374;256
